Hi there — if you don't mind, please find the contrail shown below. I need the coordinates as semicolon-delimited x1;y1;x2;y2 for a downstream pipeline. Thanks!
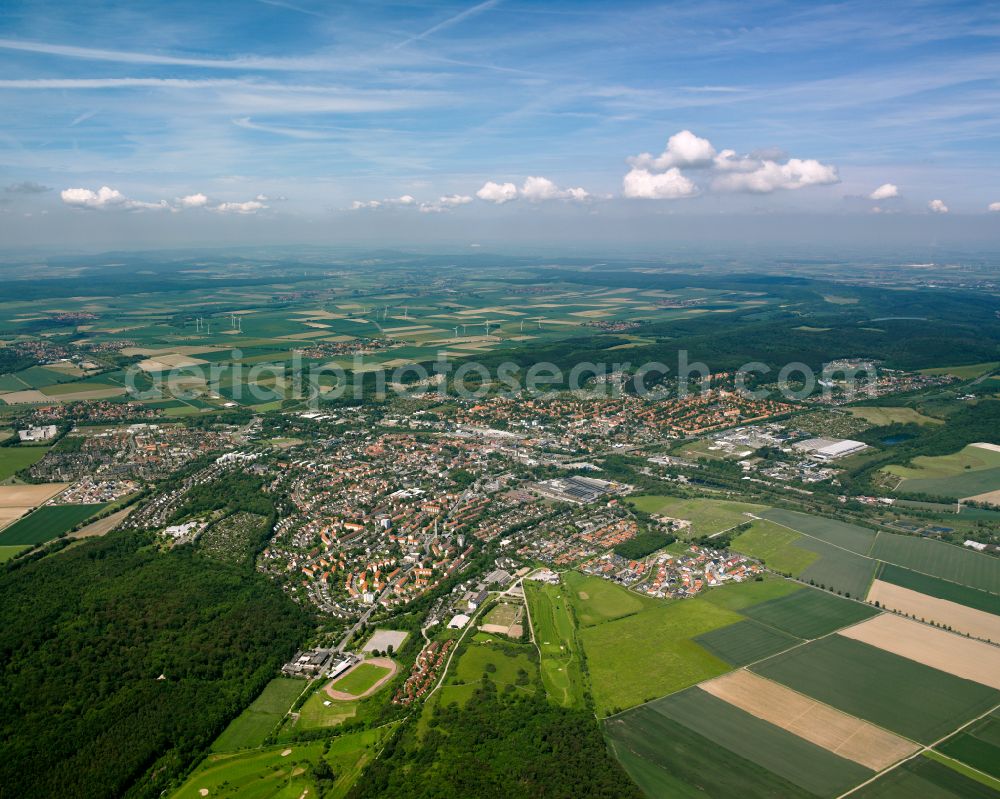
395;0;501;49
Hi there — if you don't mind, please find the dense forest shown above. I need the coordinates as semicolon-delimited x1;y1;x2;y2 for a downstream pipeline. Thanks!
0;530;310;798
350;683;642;799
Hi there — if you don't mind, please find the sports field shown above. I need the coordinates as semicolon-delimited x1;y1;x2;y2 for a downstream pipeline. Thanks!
629;495;767;536
751;635;1000;743
211;677;305;752
580;597;739;715
606;703;817;799
870;532;1000;593
523;580;585;708
693;619;801;666
651;687;874;796
0;503;106;545
729;520;818;575
562;571;659;626
329;662;392;697
760;508;877;555
0;446;49;480
740;586;879;639
172;726;391;799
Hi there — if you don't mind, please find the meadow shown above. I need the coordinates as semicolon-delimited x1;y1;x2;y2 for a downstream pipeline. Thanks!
211;677;305;752
0;446;49;480
523;579;585;708
846;406;944;426
0;503;106;546
730;519;818;575
629;495;767;536
562;570;660;626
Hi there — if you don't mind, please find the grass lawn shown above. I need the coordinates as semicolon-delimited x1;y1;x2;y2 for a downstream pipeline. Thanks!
846;406;943;426
751;635;1000;744
581;597;739;715
562;571;660;627
628;495;767;536
172;726;393;799
211;677;305;752
730;520;819;576
0;503;106;546
523;580;585;708
0;447;49;480
330;662;392;697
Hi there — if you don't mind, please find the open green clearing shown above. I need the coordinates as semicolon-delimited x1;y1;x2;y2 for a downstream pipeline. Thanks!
580;596;739;715
870;532;1000;593
607;701;825;799
433;638;536;711
523;580;585;708
0;503;106;546
760;508;877;555
693;619;801;666
0;447;49;480
751;635;1000;743
853;753;1000;798
329;662;391;697
562;570;659;626
172;727;391;799
628;495;767;536
290;688;358;732
936;711;1000;780
730;520;819;575
847;406;944;426
740;586;880;639
653;687;873;797
876;564;1000;614
885;445;1000;479
211;677;305;752
0;545;28;562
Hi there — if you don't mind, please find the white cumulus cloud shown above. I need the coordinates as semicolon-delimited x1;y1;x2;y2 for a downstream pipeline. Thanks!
711;158;839;194
476;181;518;204
988;202;1000;212
60;185;168;211
928;199;949;214
519;176;589;202
622;167;698;199
439;194;472;207
869;183;900;201
215;200;266;214
178;192;209;208
629;130;716;171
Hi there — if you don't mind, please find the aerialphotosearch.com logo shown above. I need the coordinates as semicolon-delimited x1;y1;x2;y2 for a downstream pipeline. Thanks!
123;349;879;409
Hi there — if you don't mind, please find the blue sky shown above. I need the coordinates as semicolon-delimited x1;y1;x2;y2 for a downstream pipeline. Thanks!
1;0;999;248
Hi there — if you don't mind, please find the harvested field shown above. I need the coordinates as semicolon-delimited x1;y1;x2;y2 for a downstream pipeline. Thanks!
875;563;1000;615
700;670;919;771
0;484;69;506
866;580;1000;641
68;507;134;539
839;614;1000;689
965;488;1000;507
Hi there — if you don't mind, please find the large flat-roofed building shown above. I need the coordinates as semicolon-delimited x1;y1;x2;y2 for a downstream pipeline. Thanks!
793;437;868;461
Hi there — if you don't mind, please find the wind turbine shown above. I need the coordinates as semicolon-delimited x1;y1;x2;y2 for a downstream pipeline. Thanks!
519;320;524;332
462;324;467;335
484;320;491;337
454;326;459;337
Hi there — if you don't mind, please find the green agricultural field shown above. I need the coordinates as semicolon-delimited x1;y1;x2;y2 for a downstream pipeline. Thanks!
0;503;106;546
875;564;1000;615
760;508;877;555
921;362;999;380
923;750;1000;792
853;752;999;798
652;688;873;797
172;726;392;799
628;495;767;536
741;586;880;639
870;532;1000;594
523;579;585;708
330;662;392;697
936;711;1000;780
796;536;878;599
698;575;802;611
0;446;49;480
211;677;306;752
730;520;818;575
580;597;740;715
693;619;802;666
846;406;944;426
562;571;660;627
606;704;817;799
751;635;1000;743
893;467;1000;499
885;444;1000;480
0;545;28;562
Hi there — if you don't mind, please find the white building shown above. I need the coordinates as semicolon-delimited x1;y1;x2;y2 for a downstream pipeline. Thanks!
18;424;57;442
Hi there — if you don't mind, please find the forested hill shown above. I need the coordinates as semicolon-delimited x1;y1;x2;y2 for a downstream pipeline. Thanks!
0;531;310;798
